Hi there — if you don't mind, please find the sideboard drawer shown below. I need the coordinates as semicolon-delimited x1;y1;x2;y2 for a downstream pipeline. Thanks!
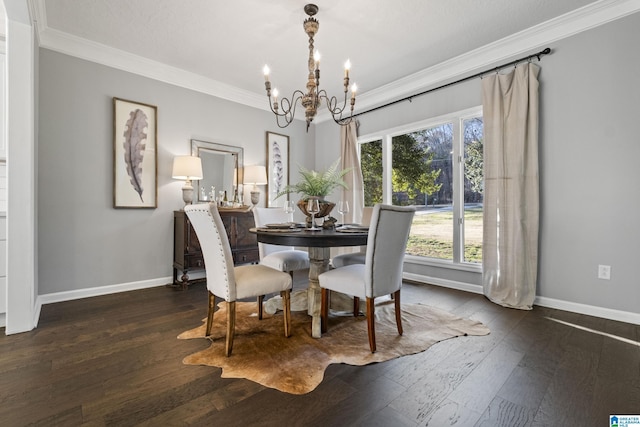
233;248;260;265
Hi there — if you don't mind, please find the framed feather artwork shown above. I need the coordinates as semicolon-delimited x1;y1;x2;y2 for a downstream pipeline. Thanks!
113;98;158;208
266;131;290;208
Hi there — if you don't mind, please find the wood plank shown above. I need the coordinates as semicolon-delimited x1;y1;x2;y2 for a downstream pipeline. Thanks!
531;345;600;426
415;398;484;426
447;342;524;413
474;396;536;427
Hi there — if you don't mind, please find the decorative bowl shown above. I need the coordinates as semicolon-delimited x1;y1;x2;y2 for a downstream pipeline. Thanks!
297;199;335;218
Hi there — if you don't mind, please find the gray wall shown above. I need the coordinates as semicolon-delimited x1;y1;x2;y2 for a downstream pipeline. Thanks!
536;12;639;313
316;13;640;314
38;49;311;294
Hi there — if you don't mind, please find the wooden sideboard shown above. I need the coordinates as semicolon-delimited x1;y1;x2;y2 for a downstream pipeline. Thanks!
173;208;259;289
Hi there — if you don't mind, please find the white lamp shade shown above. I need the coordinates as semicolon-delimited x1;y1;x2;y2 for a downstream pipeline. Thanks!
172;156;203;180
243;165;268;185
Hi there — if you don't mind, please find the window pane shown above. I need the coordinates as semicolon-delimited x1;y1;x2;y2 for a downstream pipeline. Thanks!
463;117;483;263
392;124;453;260
360;140;382;207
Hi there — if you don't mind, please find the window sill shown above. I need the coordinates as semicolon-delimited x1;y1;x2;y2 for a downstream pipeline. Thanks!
404;255;482;273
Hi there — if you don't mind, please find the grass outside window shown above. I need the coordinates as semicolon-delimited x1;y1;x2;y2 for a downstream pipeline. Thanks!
406;207;482;263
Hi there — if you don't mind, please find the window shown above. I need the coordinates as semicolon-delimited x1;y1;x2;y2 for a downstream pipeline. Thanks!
359;107;483;266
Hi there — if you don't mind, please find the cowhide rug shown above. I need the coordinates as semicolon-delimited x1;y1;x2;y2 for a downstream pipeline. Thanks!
178;300;490;395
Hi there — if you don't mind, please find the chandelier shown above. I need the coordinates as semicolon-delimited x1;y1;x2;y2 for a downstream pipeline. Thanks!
263;4;357;130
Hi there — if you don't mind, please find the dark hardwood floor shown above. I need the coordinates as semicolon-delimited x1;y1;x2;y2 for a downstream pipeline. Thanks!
1;276;638;426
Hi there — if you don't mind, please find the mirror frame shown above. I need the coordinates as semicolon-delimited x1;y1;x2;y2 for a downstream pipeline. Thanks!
191;139;244;203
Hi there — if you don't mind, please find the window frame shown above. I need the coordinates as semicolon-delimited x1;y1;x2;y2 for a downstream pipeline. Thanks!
358;106;483;272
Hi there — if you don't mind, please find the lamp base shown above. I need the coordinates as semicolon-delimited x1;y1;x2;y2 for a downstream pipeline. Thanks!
250;190;260;208
182;181;194;206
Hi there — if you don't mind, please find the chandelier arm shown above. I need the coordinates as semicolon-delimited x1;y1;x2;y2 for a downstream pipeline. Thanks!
318;90;348;116
318;90;355;126
267;100;292;127
275;115;293;129
268;90;308;127
273;101;293;128
268;90;306;116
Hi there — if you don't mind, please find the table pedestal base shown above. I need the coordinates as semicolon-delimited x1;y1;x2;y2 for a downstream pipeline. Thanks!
263;287;356;317
308;247;330;338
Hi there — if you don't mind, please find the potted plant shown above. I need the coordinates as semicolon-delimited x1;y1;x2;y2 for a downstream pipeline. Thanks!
277;158;351;218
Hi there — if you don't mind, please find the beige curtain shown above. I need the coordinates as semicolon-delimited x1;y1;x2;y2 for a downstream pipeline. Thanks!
330;122;364;259
340;121;364;224
481;63;540;310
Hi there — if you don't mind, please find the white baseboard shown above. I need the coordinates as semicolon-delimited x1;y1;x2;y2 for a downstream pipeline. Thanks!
37;276;174;307
33;302;41;329
0;312;5;328
31;273;640;327
403;273;640;325
533;295;640;326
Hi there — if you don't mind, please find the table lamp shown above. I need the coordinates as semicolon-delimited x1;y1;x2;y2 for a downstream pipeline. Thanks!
243;165;268;208
172;156;203;206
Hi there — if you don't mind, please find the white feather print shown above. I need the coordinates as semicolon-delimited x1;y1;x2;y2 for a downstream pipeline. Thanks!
272;141;283;193
122;108;148;202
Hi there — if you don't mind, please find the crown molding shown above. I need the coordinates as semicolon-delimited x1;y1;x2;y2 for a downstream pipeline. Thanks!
31;0;265;110
317;0;640;122
30;0;640;123
37;26;266;110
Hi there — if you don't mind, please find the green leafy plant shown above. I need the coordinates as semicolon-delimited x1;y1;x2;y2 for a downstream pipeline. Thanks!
277;158;351;200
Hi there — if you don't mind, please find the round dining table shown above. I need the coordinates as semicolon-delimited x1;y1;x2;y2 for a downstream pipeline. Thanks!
251;226;368;338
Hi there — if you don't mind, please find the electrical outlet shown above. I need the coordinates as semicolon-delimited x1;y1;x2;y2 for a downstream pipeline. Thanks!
598;265;611;280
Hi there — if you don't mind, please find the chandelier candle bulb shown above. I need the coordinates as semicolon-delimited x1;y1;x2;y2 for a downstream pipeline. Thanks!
263;65;270;82
351;83;357;100
344;59;351;78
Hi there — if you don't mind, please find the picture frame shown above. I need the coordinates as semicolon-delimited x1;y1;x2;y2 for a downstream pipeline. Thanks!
266;131;290;207
113;97;158;208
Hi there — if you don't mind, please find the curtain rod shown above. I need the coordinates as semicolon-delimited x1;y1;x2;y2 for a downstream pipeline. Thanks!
351;47;552;119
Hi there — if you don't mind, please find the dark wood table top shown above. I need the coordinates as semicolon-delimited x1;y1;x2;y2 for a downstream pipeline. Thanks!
250;227;368;247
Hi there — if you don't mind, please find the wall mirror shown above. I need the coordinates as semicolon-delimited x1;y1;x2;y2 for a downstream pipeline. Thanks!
191;139;243;203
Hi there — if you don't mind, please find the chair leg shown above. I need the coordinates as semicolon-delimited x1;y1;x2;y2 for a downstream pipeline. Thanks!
257;295;264;320
206;292;216;337
281;290;291;337
225;301;236;357
394;290;403;336
321;288;329;333
366;297;376;353
353;296;360;317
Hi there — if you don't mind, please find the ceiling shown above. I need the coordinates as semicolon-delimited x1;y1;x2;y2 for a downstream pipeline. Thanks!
21;0;637;120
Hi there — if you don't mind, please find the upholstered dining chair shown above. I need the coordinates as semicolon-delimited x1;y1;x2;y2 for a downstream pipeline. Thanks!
252;207;310;316
184;204;292;357
331;206;373;268
318;204;415;352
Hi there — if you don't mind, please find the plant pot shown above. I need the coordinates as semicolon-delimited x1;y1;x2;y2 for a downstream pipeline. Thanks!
297;199;335;219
